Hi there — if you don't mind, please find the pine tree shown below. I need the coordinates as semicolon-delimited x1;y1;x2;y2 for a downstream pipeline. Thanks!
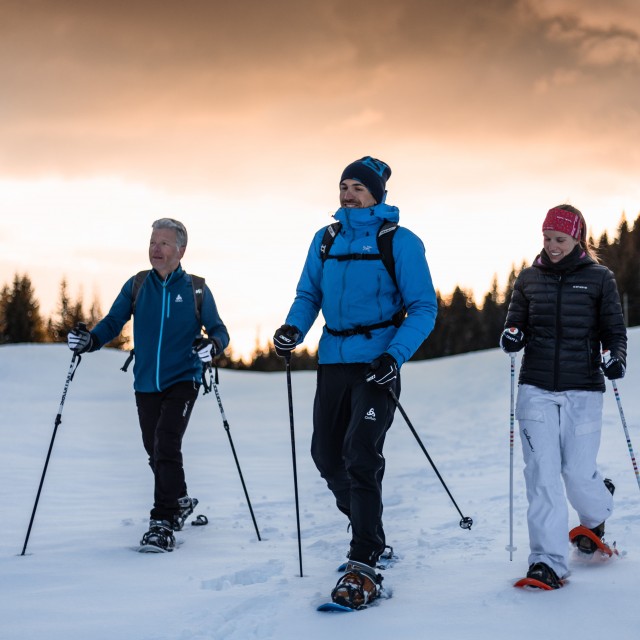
411;292;446;360
446;287;482;355
478;276;507;350
0;284;8;341
0;274;46;343
48;279;88;342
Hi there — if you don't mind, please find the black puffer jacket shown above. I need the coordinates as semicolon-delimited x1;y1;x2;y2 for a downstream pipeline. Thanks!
504;247;627;392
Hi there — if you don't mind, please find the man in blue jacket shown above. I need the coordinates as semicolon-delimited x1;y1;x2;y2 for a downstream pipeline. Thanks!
274;157;437;607
68;218;229;552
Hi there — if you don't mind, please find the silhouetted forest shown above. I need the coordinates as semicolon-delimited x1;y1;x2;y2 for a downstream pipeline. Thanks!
2;214;638;371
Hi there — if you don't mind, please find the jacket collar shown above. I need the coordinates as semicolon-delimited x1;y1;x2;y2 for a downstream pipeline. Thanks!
535;246;593;273
333;202;400;230
151;264;184;284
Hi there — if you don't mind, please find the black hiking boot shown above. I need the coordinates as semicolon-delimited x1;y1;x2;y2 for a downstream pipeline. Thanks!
573;478;615;554
526;562;562;589
331;560;383;609
172;496;198;531
574;522;605;554
140;519;176;552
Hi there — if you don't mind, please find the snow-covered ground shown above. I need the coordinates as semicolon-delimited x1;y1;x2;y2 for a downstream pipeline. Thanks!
1;331;639;640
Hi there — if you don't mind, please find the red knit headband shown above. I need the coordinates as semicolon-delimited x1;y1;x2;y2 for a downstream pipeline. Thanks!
542;207;583;239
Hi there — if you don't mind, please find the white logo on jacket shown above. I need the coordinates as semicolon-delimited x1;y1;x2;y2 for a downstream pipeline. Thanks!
175;294;183;303
365;408;376;421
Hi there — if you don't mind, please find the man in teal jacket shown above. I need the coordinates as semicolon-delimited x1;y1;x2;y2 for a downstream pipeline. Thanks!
68;218;229;551
274;157;437;607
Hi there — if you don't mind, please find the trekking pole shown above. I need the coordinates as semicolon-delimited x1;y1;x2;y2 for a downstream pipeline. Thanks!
602;350;640;492
285;355;304;577
206;366;262;541
21;334;84;555
388;388;473;530
610;379;640;492
506;354;517;560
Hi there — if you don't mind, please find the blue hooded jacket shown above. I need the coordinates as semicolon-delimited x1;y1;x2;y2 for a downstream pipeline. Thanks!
91;266;229;392
285;203;437;366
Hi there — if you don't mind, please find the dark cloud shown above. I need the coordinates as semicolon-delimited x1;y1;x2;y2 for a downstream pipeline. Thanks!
0;0;638;184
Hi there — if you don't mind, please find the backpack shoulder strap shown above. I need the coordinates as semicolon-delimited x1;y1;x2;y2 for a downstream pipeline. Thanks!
320;220;399;289
190;274;205;327
376;221;399;289
131;270;151;315
122;269;150;372
320;222;342;262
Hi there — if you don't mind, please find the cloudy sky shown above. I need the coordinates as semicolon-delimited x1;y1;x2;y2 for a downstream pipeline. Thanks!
1;0;639;358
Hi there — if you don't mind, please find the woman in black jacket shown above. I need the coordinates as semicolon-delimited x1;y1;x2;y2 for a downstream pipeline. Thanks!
500;204;627;589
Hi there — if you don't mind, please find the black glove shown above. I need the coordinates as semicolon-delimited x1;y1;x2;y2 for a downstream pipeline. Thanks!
365;353;398;388
602;355;626;380
273;325;301;357
67;325;93;354
500;327;525;353
192;337;222;364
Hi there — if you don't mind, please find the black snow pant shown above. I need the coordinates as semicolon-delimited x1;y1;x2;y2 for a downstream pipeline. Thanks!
311;363;399;567
135;381;199;522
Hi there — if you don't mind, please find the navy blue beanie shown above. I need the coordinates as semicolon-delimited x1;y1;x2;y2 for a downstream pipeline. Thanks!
340;156;392;204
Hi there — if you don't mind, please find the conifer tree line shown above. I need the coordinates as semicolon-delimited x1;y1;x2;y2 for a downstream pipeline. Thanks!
2;214;638;371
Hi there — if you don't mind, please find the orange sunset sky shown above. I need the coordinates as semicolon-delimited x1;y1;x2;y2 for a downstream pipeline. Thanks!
1;0;639;359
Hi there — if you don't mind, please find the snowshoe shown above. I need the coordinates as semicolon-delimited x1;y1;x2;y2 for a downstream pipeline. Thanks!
172;496;198;531
514;562;563;590
570;478;616;556
569;524;617;557
139;519;176;553
331;560;383;610
374;545;397;569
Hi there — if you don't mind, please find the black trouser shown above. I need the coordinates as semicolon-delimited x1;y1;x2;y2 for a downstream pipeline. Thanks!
311;363;399;566
135;381;199;522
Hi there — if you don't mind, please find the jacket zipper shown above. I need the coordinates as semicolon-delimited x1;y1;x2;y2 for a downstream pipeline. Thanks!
553;274;563;390
156;273;174;391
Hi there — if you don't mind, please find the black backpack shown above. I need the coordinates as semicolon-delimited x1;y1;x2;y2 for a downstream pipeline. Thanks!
319;220;405;337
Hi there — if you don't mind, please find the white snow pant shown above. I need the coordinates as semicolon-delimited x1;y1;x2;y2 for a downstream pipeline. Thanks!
516;384;613;578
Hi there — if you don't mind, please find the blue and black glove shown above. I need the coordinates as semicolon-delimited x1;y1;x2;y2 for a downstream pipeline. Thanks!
273;325;301;357
365;353;398;388
500;327;525;353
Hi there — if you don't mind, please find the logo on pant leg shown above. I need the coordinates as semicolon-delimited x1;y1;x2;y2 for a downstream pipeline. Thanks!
365;408;376;421
523;428;535;452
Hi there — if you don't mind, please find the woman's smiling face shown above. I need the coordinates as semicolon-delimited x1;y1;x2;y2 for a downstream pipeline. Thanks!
543;230;579;263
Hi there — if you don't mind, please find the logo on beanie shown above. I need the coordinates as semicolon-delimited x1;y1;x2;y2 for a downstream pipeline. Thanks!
361;156;390;178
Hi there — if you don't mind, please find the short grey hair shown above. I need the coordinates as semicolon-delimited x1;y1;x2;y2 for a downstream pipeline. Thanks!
152;218;188;248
